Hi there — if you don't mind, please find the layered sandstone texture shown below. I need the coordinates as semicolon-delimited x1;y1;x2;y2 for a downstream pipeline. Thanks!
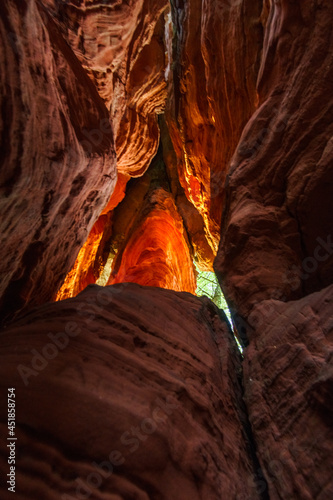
107;187;196;292
56;172;129;301
1;0;333;499
0;0;173;324
40;0;169;176
57;147;198;299
44;0;267;302
213;0;333;498
215;0;333;317
0;284;261;500
106;146;197;292
0;0;117;324
243;284;333;500
166;0;264;252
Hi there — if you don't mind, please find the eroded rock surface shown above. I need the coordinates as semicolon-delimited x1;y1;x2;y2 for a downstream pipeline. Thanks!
40;0;169;176
57;140;206;298
0;0;117;324
212;1;333;497
108;188;196;293
0;284;261;499
1;0;333;498
0;0;172;323
167;0;264;251
215;0;333;318
56;172;129;301
243;284;333;500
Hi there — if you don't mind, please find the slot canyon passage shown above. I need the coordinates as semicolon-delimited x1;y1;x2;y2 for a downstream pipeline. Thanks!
0;0;333;498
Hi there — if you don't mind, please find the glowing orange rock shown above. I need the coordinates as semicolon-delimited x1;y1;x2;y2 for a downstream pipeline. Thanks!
167;0;264;252
56;173;129;301
100;173;129;215
55;215;109;301
0;0;117;324
108;189;196;293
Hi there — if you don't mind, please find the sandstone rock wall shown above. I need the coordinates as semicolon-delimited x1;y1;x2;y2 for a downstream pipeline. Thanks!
108;187;196;293
0;0;117;325
243;284;333;499
53;0;266;299
0;284;261;500
0;0;332;498
214;0;333;497
40;0;169;176
56;172;129;301
167;0;264;252
0;0;172;323
215;0;333;318
57;146;198;298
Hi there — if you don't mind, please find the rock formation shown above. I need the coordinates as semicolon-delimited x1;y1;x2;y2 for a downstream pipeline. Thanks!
107;187;196;292
243;284;333;499
215;0;333;318
166;0;265;252
214;0;333;498
56;172;129;301
0;284;262;500
40;0;169;176
1;0;333;498
0;0;117;324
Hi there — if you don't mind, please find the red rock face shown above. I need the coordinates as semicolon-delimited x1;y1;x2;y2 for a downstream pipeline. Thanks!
0;0;117;324
159;115;216;271
167;0;264;252
40;0;169;176
243;285;333;499
57;148;198;298
1;0;333;498
108;188;196;293
0;284;261;499
213;0;333;497
56;172;129;301
0;0;171;323
215;0;333;318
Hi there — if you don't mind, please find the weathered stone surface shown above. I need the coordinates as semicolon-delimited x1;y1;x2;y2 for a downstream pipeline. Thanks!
0;0;117;324
106;147;197;293
211;2;333;496
1;0;333;498
159;115;215;272
108;188;196;293
243;284;333;500
215;0;333;318
167;0;264;251
55;212;113;301
56;146;198;298
0;284;260;499
40;0;169;176
56;173;129;301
